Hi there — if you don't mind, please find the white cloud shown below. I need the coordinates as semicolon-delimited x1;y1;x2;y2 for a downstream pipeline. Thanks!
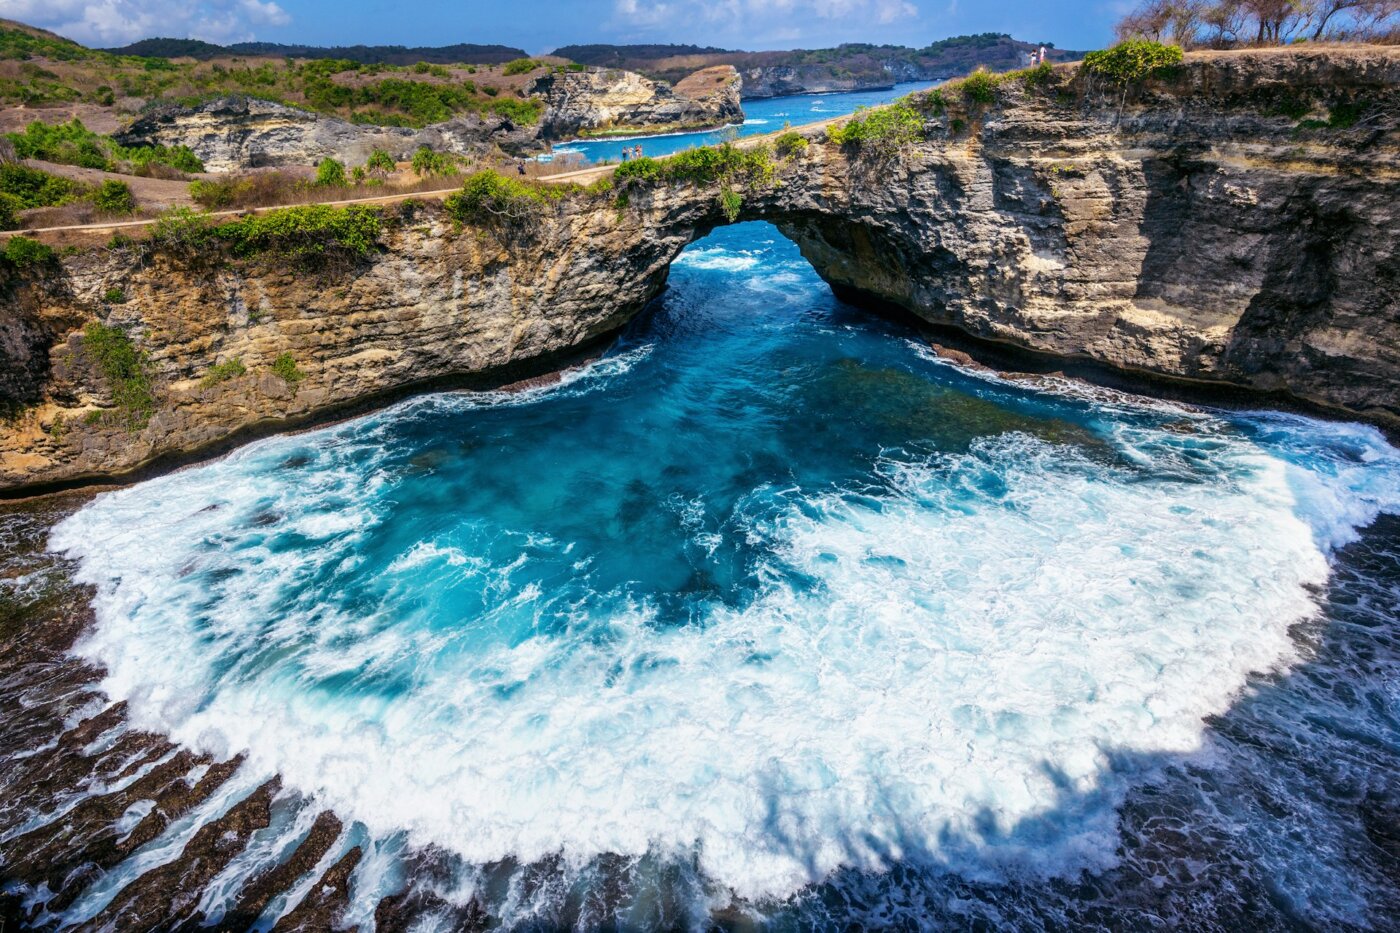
611;0;919;45
0;0;291;46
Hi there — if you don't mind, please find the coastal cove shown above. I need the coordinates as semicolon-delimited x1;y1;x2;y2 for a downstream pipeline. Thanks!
4;223;1400;930
545;82;935;163
0;37;1399;933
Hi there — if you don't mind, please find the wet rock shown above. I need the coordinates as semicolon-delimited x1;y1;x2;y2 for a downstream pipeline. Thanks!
79;778;280;932
3;752;246;913
220;810;344;931
271;846;362;933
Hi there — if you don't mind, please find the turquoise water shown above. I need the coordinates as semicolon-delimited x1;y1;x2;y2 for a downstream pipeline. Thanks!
52;224;1400;929
544;82;932;164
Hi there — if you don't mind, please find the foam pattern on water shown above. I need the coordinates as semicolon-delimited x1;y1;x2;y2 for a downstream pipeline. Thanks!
49;224;1400;925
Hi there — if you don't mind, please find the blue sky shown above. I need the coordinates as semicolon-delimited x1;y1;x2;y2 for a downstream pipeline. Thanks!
0;0;1125;54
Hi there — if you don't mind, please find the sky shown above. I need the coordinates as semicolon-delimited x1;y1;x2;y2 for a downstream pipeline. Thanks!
0;0;1125;54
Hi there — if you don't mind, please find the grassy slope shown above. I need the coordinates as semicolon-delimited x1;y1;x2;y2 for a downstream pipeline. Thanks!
0;18;551;129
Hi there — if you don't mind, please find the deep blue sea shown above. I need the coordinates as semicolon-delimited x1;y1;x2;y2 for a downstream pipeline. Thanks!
49;223;1400;930
543;82;933;164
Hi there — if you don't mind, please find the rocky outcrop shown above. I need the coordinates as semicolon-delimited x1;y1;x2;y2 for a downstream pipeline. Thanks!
2;47;1397;493
737;65;893;99
116;96;540;172
531;65;742;138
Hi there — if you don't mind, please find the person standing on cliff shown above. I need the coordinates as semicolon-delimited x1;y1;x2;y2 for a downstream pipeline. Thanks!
1038;45;1048;64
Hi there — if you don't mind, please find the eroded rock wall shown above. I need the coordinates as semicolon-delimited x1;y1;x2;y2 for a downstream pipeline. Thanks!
531;65;742;138
2;48;1397;493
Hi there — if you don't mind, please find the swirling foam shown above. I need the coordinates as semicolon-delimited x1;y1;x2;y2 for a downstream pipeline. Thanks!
50;388;1400;903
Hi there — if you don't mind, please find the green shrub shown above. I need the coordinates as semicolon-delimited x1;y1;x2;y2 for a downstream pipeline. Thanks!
411;145;457;177
1018;60;1055;89
960;69;999;105
661;143;774;189
489;96;543;125
81;321;154;429
365;148;396;175
314;157;347;187
775;131;809;158
444;169;552;230
828;102;923;155
147;207;216;256
502;58;542;76
2;235;56;267
613;156;663;182
92;179;136;214
1082;40;1184;84
0;162;87;208
216;204;382;263
199;357;246;388
0;191;20;230
271;352;304;384
188;177;238;209
103;286;126;303
718;188;744;222
5;119;202;174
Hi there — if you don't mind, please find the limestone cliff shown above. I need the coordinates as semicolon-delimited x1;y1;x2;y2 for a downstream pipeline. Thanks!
531;65;742;138
2;47;1397;494
116;96;541;172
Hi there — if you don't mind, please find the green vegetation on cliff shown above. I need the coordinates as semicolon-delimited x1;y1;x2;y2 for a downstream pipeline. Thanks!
81;321;154;430
1082;40;1184;84
6;119;204;173
828;102;923;154
613;142;776;221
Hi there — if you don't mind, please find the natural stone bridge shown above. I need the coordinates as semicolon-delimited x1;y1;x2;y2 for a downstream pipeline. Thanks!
2;46;1398;494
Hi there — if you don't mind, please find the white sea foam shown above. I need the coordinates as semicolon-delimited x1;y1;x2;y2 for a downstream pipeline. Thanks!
672;246;762;273
49;405;1400;904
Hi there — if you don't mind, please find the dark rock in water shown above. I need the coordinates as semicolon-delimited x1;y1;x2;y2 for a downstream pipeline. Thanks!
4;751;246;914
82;777;280;932
221;810;345;931
271;846;362;933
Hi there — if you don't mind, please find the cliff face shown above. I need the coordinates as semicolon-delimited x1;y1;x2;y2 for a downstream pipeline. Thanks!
116;97;540;172
531;65;742;138
2;48;1397;493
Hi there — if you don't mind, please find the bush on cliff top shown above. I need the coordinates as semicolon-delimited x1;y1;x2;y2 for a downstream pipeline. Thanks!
828;101;923;155
443;169;565;236
1;234;57;268
92;179;136;214
1082;40;1183;84
216;203;383;262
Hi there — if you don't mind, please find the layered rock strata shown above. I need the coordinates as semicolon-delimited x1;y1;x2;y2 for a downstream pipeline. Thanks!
2;47;1397;494
531;64;742;138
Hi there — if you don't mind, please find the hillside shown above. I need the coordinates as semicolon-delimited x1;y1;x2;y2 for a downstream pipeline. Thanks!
553;34;1082;96
105;39;529;66
0;19;552;131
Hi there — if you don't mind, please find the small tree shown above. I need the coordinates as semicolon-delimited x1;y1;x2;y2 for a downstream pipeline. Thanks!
365;149;396;177
314;158;348;187
92;179;136;214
